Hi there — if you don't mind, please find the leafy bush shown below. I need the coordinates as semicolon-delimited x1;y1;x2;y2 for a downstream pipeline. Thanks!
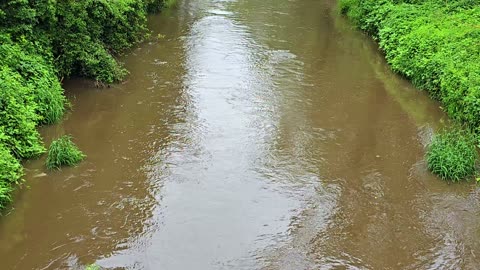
0;66;45;159
0;181;13;211
146;0;168;12
1;0;167;83
0;139;23;209
426;130;477;181
50;0;147;83
339;0;480;129
46;136;86;170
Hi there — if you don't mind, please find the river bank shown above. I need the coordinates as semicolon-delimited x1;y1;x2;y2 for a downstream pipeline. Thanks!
0;0;169;210
339;0;480;179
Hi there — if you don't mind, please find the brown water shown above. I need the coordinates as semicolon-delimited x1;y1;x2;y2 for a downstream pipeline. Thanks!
1;0;480;269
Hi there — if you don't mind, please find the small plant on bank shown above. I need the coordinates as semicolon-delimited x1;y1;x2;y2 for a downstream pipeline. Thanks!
426;129;478;181
46;136;85;170
85;264;101;270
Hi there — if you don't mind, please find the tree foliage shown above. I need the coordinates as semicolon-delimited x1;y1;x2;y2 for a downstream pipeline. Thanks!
0;0;165;83
426;129;477;181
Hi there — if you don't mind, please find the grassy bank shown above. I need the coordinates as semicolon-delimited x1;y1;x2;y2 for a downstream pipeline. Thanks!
339;0;480;180
0;0;169;210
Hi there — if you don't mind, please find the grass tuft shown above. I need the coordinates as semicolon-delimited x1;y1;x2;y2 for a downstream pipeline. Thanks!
46;135;85;170
426;129;478;181
85;264;101;270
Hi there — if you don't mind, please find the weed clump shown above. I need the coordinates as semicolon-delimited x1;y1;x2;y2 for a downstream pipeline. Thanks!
426;129;478;181
46;136;85;170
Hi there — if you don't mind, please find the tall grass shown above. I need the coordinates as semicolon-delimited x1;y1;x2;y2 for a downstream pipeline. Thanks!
426;129;478;181
46;136;85;170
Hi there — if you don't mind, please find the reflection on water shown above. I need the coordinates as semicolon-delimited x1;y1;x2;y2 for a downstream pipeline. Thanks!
0;0;479;269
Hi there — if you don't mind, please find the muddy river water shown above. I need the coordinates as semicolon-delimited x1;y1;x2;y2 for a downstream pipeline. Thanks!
1;0;480;269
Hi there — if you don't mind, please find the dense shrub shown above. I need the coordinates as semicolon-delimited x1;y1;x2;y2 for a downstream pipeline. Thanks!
0;138;23;209
46;135;85;170
339;0;480;128
0;181;13;211
0;34;66;124
339;0;480;180
426;130;477;181
50;0;149;82
0;0;166;83
0;66;45;159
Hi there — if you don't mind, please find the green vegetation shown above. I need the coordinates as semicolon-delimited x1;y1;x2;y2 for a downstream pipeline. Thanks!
85;264;101;270
0;0;169;209
0;0;168;83
426;129;477;181
46;136;85;170
339;0;480;180
0;142;23;209
163;0;178;8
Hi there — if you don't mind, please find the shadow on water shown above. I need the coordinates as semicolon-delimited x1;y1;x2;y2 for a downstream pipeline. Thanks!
0;0;479;269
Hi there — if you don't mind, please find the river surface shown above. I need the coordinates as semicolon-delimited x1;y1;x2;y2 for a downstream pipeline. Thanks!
1;0;480;269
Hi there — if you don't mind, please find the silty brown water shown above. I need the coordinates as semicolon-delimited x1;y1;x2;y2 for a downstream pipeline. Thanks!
0;0;479;269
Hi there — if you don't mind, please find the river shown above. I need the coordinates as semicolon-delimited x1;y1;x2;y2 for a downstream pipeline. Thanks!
1;0;479;269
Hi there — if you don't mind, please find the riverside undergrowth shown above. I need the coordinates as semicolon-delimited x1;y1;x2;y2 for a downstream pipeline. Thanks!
0;0;168;210
339;0;480;181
